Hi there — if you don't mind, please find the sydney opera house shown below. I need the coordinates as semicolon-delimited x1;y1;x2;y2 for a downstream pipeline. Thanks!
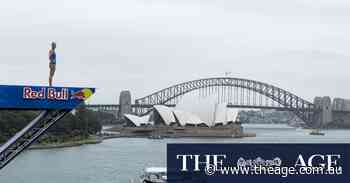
124;105;238;127
121;104;244;138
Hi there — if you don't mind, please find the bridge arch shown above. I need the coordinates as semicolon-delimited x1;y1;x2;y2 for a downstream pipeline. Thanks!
135;77;316;125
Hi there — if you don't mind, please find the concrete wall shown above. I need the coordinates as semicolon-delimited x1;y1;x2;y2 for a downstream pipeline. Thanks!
116;125;244;138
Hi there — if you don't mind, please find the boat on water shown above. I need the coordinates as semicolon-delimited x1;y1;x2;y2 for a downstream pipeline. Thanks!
132;166;205;183
138;167;167;183
309;129;325;136
148;135;164;140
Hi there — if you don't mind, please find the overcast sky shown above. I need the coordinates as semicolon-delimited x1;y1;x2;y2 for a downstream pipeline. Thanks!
1;0;350;104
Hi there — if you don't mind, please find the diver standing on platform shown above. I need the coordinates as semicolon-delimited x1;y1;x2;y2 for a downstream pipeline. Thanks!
48;42;56;86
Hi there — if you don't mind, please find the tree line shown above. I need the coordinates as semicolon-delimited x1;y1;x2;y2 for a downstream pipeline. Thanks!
0;109;106;144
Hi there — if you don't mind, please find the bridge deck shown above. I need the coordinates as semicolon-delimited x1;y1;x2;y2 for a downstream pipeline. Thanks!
226;104;315;111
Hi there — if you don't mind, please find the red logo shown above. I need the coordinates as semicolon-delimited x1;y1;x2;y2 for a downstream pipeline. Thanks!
23;87;69;101
71;88;93;100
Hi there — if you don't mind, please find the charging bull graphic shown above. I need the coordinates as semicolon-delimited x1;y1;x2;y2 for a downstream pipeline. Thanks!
71;88;94;100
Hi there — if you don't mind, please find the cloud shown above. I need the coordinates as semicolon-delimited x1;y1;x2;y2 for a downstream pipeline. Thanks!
1;0;350;104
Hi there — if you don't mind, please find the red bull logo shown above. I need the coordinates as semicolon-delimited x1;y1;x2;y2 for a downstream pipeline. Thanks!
23;87;84;101
71;88;93;100
0;85;95;110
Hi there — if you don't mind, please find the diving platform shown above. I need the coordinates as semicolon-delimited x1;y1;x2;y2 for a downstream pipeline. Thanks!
0;85;95;170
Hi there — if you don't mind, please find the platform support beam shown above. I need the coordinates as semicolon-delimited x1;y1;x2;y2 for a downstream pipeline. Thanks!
0;109;71;170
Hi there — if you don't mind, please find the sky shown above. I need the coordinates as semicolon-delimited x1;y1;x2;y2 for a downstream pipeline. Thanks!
1;0;350;105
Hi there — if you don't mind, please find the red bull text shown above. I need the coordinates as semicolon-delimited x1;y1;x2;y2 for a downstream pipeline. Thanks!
23;87;69;101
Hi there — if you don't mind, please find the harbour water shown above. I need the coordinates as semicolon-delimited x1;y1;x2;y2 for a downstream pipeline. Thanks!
0;124;350;183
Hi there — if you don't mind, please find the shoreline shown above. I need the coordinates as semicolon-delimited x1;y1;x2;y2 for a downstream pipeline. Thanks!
26;132;256;150
23;124;259;150
24;123;350;150
102;132;256;139
28;136;103;150
2;124;348;151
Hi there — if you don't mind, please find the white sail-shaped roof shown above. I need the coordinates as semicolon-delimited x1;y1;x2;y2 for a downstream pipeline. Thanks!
212;103;238;125
226;109;238;123
153;105;176;125
213;103;228;125
173;110;206;126
124;114;151;127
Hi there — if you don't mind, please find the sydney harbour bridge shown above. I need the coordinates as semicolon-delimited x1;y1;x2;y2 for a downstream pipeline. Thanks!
86;77;350;127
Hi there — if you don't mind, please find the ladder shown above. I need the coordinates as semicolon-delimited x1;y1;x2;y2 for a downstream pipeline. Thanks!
0;109;71;170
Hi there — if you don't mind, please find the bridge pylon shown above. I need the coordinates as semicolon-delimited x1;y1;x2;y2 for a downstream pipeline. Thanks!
118;90;132;119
